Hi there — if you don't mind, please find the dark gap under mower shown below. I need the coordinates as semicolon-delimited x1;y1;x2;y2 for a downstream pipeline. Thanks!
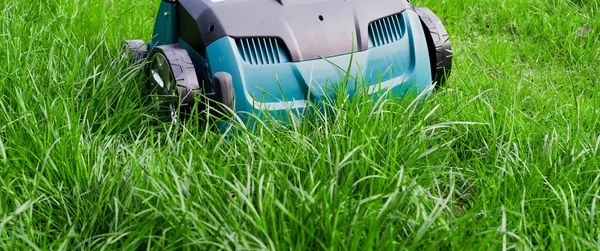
123;0;452;126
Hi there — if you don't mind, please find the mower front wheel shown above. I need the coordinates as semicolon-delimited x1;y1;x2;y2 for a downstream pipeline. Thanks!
146;44;201;122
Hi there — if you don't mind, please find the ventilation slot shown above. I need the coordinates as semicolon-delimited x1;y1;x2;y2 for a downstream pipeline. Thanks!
235;37;290;65
368;13;405;47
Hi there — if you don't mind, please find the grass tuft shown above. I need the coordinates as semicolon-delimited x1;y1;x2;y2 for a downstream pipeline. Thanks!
1;0;599;249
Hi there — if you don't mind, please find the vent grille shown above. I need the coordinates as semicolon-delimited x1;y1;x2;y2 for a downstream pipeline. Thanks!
235;37;290;65
368;13;405;47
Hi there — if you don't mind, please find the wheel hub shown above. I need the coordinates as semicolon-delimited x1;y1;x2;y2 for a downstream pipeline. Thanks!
149;52;179;121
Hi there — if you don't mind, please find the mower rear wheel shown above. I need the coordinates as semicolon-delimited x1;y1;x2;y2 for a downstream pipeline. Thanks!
147;44;200;122
415;7;453;88
122;40;148;63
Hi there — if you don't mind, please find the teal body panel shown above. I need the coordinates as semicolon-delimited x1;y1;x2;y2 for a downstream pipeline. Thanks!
150;2;178;48
204;9;432;124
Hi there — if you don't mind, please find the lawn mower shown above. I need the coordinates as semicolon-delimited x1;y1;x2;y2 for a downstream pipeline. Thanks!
122;0;452;126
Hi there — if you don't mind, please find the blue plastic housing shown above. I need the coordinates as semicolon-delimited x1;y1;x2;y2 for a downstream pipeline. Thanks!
206;10;431;120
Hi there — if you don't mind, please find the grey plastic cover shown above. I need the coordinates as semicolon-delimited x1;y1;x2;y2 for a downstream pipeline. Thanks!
177;0;413;62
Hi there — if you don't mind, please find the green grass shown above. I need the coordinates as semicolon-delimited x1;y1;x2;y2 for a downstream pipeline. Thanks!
1;0;599;249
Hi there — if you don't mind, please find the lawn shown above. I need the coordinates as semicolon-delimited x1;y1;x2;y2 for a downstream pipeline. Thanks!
0;0;599;249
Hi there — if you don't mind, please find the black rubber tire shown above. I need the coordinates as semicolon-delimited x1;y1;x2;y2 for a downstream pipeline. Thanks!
415;7;453;88
122;40;148;63
146;44;200;122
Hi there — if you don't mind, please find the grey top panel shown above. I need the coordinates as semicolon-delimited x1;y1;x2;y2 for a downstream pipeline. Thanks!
178;0;412;61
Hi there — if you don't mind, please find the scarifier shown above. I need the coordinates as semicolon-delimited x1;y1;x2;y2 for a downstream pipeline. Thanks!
123;0;452;125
